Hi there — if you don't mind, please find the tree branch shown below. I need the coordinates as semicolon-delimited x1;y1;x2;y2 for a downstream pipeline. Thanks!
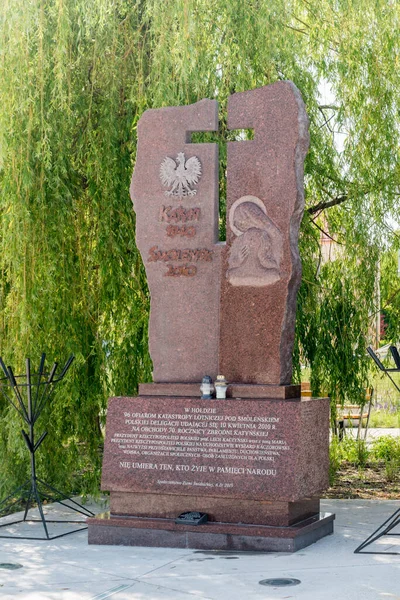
309;217;344;245
284;24;308;35
318;111;335;132
307;194;348;215
292;15;311;29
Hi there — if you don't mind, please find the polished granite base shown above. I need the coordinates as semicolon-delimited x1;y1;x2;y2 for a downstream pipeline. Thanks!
88;512;334;552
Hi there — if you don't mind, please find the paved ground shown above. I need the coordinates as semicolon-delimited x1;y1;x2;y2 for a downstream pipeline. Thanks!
0;498;399;599
346;427;400;441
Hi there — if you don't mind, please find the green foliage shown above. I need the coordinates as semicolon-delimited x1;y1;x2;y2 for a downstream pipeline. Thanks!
371;436;400;482
356;440;369;469
329;436;400;486
337;437;370;467
1;0;400;493
369;410;400;429
380;247;400;343
371;436;400;461
0;0;153;496
329;437;370;486
328;436;342;486
300;251;376;406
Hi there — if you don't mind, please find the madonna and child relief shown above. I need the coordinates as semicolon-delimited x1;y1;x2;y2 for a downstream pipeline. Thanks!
227;196;283;287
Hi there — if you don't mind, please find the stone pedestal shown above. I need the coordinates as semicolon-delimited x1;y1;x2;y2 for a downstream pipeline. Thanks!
88;392;334;551
88;512;334;552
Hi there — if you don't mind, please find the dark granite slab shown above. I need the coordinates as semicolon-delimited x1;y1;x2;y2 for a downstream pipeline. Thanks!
88;512;334;552
109;492;320;527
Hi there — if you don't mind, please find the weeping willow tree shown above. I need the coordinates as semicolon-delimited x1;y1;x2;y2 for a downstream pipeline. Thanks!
0;0;399;494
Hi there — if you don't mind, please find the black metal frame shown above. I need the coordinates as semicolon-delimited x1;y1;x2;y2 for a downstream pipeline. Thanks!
367;345;400;393
354;345;400;554
0;354;94;540
354;506;400;555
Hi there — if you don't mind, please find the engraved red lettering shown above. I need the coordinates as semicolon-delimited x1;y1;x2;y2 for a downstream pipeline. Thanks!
158;205;200;224
190;249;201;261
187;208;200;221
181;249;191;261
159;205;172;222
168;249;179;260
175;206;186;222
169;208;178;223
149;247;212;262
165;264;175;276
186;265;197;276
165;224;197;238
200;249;213;262
164;264;197;277
148;246;160;262
167;249;179;261
166;225;178;237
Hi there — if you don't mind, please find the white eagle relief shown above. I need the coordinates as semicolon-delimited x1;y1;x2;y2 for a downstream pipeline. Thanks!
159;152;202;198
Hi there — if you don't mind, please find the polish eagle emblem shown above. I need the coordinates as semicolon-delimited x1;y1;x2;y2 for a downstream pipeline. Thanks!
159;152;202;198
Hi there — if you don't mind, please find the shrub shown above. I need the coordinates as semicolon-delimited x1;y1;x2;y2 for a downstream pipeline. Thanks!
371;436;400;482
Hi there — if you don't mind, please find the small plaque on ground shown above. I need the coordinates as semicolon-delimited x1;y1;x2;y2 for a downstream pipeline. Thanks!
175;511;208;525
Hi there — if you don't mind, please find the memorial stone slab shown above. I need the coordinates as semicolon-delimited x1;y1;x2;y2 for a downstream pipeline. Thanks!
130;99;221;383
101;396;329;502
219;82;309;384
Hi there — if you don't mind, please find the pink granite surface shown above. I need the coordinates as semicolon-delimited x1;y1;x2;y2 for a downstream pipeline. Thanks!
130;99;221;382
130;83;309;387
101;396;329;503
219;82;309;384
139;382;301;399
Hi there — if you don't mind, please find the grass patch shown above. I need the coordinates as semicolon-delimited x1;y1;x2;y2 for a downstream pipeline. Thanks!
327;435;400;496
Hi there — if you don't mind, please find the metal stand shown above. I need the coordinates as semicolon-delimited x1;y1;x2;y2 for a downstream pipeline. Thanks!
0;354;94;540
354;345;400;554
354;506;400;555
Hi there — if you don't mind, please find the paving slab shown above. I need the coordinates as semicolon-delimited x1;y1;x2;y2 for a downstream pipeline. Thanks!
346;428;400;441
0;498;399;599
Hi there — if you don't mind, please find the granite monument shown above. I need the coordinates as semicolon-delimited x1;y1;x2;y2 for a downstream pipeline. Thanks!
88;81;334;552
